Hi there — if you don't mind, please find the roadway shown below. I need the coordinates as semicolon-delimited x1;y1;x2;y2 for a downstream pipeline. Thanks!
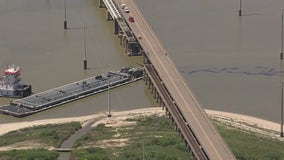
115;0;236;159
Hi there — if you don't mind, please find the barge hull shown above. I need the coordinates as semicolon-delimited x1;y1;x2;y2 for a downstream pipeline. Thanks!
0;67;143;117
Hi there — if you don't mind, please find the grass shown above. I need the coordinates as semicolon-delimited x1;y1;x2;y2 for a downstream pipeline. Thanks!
1;115;284;159
0;149;58;160
0;121;81;148
73;115;284;160
215;121;284;160
73;115;193;160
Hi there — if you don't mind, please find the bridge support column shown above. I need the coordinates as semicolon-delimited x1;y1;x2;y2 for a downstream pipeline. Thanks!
171;117;175;125
122;36;126;47
159;97;163;106
145;77;148;85
180;132;184;141
114;19;119;34
189;150;195;160
98;0;105;8
144;74;148;85
153;87;156;98
155;90;158;100
156;93;160;104
125;40;129;54
174;123;178;131
151;83;154;93
143;52;146;64
119;34;123;45
148;79;151;89
118;28;123;38
156;95;160;103
106;10;112;21
165;107;169;116
162;102;165;110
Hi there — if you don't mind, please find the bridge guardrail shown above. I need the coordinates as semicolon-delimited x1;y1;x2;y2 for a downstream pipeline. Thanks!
103;0;121;19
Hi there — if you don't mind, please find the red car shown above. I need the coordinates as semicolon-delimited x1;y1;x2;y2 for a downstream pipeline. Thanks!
129;16;135;22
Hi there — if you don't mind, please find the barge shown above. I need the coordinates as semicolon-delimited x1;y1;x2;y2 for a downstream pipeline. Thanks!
0;65;32;98
0;66;143;117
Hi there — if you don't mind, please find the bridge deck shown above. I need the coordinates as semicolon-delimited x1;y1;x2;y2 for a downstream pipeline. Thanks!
113;0;236;159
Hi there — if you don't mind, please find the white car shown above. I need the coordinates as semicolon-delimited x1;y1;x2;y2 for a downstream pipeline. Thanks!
121;3;126;9
124;6;130;13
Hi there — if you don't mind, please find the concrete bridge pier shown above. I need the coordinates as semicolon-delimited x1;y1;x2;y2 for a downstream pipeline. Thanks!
125;40;129;53
118;30;122;38
142;52;147;64
186;145;194;159
160;100;165;110
156;95;160;104
170;116;175;125
174;122;178;131
119;33;123;45
143;69;163;106
106;10;112;21
148;78;152;90
98;0;105;8
144;76;149;86
179;132;184;141
122;36;126;48
151;82;154;94
155;91;161;104
114;20;119;34
165;107;169;116
152;87;156;98
143;71;148;85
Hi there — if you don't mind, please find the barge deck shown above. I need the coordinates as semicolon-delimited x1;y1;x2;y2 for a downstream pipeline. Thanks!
0;67;143;117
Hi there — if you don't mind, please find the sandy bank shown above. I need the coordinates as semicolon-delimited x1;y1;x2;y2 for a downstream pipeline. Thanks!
0;107;283;140
0;108;163;136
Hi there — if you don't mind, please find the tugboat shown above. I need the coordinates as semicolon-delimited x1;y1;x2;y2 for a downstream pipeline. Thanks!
0;65;32;98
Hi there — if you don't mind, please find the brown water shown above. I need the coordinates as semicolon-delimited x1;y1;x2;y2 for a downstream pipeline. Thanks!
135;0;284;123
1;0;284;124
0;0;155;123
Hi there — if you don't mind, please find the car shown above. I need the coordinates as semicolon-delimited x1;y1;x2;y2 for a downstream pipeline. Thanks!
129;16;135;22
121;3;126;9
124;6;130;13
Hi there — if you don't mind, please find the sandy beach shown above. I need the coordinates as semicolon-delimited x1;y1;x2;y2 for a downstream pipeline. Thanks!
0;107;283;140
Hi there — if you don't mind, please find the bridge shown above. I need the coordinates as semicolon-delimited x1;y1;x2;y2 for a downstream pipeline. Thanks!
98;0;236;159
99;0;142;56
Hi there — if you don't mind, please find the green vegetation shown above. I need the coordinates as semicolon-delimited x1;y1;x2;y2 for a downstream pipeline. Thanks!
0;121;81;148
0;149;58;160
73;115;193;160
215;121;284;160
73;115;284;160
72;148;109;160
1;115;284;160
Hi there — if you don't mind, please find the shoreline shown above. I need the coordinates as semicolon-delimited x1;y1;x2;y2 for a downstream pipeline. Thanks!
206;110;283;140
0;107;283;139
